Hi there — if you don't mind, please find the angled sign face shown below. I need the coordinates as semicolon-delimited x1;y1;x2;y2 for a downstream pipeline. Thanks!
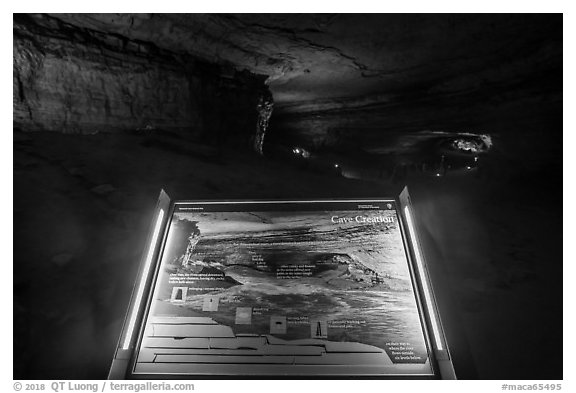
109;189;455;379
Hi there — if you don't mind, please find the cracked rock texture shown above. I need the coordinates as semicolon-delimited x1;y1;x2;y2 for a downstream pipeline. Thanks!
37;13;562;150
45;14;560;103
13;14;270;150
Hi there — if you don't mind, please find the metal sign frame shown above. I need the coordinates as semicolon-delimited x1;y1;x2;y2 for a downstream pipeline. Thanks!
108;187;456;379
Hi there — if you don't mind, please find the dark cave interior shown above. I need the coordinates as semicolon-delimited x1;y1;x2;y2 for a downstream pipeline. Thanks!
13;13;562;379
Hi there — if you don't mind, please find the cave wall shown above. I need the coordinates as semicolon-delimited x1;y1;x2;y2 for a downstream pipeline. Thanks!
15;13;560;156
269;72;562;152
13;14;270;149
265;14;562;153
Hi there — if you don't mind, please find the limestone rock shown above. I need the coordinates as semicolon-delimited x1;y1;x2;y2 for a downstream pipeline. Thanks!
13;14;271;152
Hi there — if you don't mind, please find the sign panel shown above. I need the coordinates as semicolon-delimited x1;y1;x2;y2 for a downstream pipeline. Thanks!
131;200;435;377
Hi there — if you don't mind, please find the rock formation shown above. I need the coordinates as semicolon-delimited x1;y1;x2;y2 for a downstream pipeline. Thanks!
254;89;274;155
14;13;562;154
13;14;271;152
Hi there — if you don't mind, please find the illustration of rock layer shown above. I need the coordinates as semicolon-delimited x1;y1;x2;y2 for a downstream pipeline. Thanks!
135;317;430;376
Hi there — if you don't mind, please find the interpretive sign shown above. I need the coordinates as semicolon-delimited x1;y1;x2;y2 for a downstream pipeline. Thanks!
109;191;455;379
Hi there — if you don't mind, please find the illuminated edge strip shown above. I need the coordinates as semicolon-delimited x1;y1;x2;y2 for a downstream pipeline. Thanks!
121;208;165;350
404;206;444;351
175;199;395;205
139;220;177;347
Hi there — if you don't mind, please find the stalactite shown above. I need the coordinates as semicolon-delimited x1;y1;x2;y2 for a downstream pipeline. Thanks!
254;88;274;155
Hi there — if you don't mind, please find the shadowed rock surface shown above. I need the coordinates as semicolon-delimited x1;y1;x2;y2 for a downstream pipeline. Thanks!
13;14;271;151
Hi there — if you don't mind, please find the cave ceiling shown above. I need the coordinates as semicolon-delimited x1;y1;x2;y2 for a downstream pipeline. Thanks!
46;13;559;111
